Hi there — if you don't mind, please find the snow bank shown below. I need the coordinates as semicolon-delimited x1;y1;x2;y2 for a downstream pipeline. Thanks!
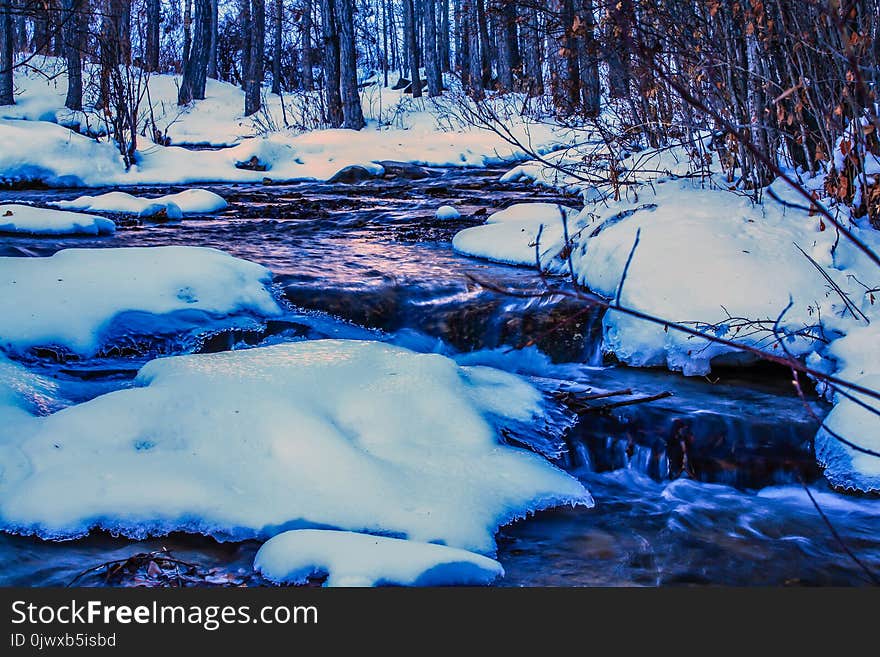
0;340;591;551
0;119;125;187
50;189;228;218
0;204;115;236
0;246;282;356
452;203;577;267
454;182;837;375
255;530;504;587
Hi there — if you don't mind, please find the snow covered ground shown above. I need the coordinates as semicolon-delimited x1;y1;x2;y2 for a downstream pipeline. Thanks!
255;529;504;587
0;246;282;356
50;189;228;218
0;340;591;552
0;59;566;188
0;204;115;235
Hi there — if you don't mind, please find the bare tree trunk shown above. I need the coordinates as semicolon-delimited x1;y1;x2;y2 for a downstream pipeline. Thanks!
207;0;218;78
179;0;212;104
0;0;13;105
244;0;265;115
439;0;450;71
336;0;364;128
239;0;251;87
183;0;193;66
465;0;481;96
145;0;160;71
320;0;343;125
301;0;314;89
271;0;283;94
576;0;599;116
423;0;441;95
494;0;516;90
404;0;422;97
604;0;630;99
61;0;83;110
475;0;490;86
521;3;542;96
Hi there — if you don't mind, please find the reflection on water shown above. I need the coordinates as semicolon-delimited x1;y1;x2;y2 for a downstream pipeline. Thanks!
1;170;878;586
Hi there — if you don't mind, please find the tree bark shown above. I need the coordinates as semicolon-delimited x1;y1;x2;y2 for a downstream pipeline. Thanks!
179;0;212;104
576;0;599;116
145;0;160;71
336;0;364;128
271;0;283;94
404;0;422;97
61;0;83;110
207;0;218;78
0;0;13;105
244;0;265;115
439;0;450;72
522;3;542;96
301;0;314;90
183;0;193;66
320;0;343;126
423;0;441;96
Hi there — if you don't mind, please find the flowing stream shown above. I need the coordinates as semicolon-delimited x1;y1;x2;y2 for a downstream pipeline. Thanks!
2;167;880;586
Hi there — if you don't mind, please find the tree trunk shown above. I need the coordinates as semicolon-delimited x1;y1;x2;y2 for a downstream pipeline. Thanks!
494;0;515;90
61;0;83;110
0;0;13;105
439;0;450;71
207;0;218;78
604;0;630;99
179;0;212;104
522;4;542;96
576;0;599;116
244;0;265;115
240;0;251;88
320;0;343;126
475;0;490;87
335;0;364;128
271;0;283;94
465;0;481;96
183;0;193;66
301;0;314;89
423;0;441;96
404;0;422;97
145;0;160;71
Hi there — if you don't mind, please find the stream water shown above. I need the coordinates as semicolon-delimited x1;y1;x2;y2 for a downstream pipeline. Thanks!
2;167;880;586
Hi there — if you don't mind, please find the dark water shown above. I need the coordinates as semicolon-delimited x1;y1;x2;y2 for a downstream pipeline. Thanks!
2;169;879;587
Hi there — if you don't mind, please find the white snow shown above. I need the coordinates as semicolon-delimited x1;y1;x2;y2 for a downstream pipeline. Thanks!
50;189;228;218
0;246;283;356
0;63;566;188
435;205;461;220
454;182;840;376
254;529;504;587
452;202;578;267
0;340;591;551
0;204;115;236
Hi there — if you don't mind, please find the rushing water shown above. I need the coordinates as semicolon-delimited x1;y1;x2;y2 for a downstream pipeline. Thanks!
2;168;880;586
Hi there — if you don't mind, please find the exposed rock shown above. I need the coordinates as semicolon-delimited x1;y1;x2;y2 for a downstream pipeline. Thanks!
327;165;378;184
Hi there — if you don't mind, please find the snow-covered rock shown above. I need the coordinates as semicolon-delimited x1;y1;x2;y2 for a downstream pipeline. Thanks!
50;189;228;218
255;530;504;587
454;182;838;375
0;340;591;551
452;203;577;267
0;246;282;356
435;205;461;220
0;204;115;236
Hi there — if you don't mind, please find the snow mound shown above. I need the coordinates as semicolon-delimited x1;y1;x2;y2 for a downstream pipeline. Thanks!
0;340;591;551
0;204;115;236
813;323;880;493
255;529;504;587
50;190;227;218
452;203;577;267
435;205;461;220
0;246;282;356
0;119;125;187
